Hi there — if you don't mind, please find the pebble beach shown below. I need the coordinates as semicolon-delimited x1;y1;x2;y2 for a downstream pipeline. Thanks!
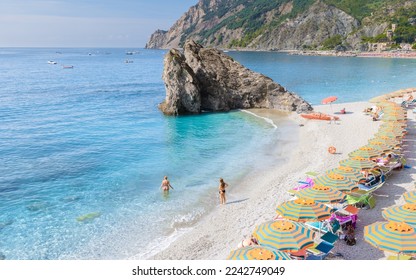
150;100;416;260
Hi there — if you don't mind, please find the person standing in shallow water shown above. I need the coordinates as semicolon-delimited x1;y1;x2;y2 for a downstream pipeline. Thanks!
218;178;228;205
160;176;174;192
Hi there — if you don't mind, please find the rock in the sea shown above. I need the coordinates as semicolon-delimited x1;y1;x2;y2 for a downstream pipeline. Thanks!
160;40;312;115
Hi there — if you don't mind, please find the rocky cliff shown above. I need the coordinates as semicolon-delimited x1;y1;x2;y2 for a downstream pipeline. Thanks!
159;40;313;115
146;0;416;51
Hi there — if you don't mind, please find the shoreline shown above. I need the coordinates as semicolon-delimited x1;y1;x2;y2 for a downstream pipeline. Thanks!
147;101;413;260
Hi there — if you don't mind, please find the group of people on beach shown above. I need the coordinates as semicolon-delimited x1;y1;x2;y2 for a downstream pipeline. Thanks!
161;176;229;205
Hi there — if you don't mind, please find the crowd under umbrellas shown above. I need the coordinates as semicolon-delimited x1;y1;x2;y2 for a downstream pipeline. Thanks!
227;88;416;260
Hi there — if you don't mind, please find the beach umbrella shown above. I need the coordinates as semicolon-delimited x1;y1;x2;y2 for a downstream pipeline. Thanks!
379;122;407;129
227;246;291;260
313;173;358;192
348;145;384;159
367;140;394;153
364;221;416;255
374;131;403;140
381;115;407;121
322;96;337;112
252;220;315;252
322;96;337;105
371;136;402;148
296;185;347;203
404;191;416;204
339;156;378;170
325;166;365;183
275;199;333;222
382;203;416;229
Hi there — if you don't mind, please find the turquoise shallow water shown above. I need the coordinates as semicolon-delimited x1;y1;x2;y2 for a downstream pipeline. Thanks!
0;49;415;259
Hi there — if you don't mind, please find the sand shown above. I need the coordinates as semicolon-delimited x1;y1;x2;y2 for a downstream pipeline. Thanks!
148;101;416;260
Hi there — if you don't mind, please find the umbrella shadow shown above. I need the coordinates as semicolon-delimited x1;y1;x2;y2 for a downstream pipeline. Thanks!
226;198;250;205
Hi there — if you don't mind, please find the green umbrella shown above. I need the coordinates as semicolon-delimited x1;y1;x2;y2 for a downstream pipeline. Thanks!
275;199;333;222
325;166;365;183
348;145;384;159
339;156;378;170
296;185;346;203
253;220;315;252
313;173;358;192
382;203;416;229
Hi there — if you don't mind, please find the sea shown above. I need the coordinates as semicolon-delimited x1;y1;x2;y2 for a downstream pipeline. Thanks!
0;48;415;259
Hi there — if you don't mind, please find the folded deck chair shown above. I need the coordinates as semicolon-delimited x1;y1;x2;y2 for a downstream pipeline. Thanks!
321;231;339;245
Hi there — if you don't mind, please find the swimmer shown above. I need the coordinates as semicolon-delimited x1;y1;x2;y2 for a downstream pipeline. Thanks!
160;176;174;192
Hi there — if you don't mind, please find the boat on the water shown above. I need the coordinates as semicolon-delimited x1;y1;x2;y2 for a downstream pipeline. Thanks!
47;61;57;64
301;112;339;121
62;65;74;69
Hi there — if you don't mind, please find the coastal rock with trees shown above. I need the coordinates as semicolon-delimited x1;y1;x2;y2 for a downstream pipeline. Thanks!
146;0;416;52
159;40;313;115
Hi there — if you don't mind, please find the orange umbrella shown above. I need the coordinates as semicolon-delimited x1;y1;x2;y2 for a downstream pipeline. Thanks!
322;96;338;105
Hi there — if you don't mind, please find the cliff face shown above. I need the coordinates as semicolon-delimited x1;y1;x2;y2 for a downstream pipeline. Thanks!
146;0;416;51
160;40;313;115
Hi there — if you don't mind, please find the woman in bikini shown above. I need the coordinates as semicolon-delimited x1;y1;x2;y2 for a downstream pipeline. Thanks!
160;176;173;192
218;178;228;205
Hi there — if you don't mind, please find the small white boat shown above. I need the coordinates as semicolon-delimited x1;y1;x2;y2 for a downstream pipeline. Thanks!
63;65;74;69
47;60;57;64
125;60;134;63
126;51;134;55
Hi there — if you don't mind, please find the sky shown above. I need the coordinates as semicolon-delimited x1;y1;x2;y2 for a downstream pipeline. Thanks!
0;0;199;47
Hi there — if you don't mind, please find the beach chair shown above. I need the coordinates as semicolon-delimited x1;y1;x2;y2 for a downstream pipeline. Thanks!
346;192;376;209
306;242;334;260
321;231;339;245
288;177;314;195
387;255;413;260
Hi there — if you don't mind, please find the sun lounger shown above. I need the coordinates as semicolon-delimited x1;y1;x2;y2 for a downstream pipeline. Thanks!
288;177;314;195
321;231;339;244
346;193;376;209
306;241;334;259
387;255;413;260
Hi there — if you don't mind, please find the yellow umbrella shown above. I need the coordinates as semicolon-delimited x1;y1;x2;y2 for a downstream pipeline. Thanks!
313;173;358;192
275;199;333;222
364;221;416;255
325;166;365;183
382;203;416;229
348;145;384;159
227;246;291;260
339;156;378;170
296;185;347;203
253;220;315;252
403;191;416;204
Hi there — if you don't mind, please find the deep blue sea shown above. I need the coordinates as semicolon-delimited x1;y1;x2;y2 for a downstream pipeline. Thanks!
0;48;415;259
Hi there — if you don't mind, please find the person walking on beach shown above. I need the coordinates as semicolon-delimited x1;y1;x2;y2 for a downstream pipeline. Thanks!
160;176;174;192
218;178;228;205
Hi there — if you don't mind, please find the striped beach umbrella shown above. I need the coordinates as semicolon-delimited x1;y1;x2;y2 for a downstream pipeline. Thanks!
296;185;347;203
382;204;416;229
374;131;403;139
227;246;291;260
372;136;402;147
404;191;416;204
348;145;384;159
364;221;416;255
325;166;365;183
381;115;407;122
379;122;407;129
275;199;333;222
314;173;358;192
339;156;378;170
367;141;394;153
252;220;315;252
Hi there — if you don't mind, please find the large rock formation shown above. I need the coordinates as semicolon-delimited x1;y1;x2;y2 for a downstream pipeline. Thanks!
159;40;313;115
